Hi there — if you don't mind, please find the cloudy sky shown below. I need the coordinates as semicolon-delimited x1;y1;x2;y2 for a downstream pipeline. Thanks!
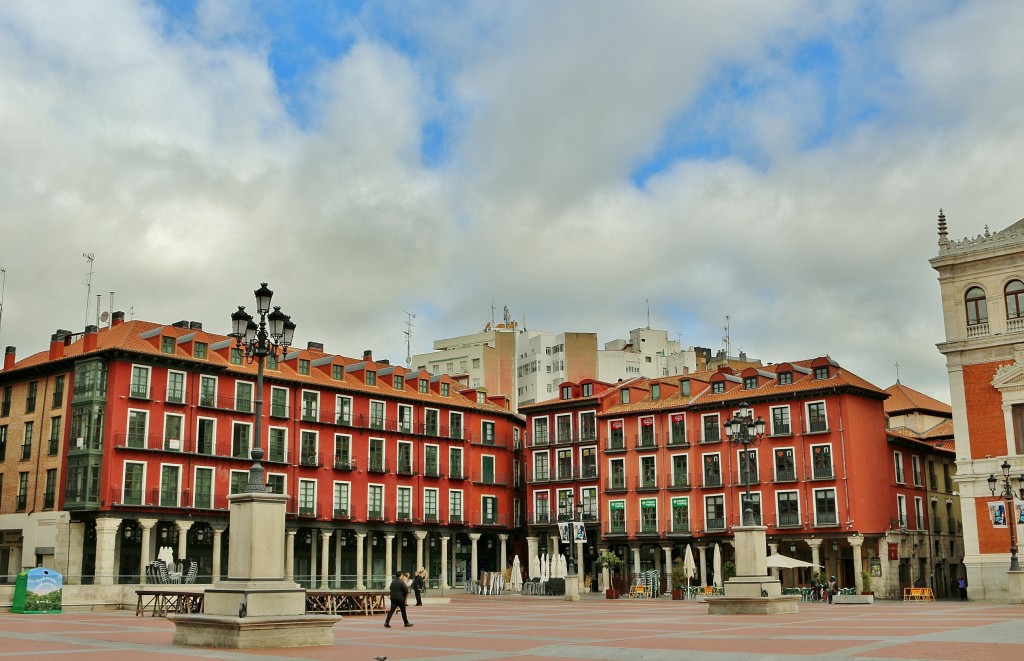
2;0;1022;402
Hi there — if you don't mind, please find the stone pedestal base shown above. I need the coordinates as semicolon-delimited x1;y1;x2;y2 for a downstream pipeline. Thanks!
1008;570;1024;604
203;581;306;618
708;576;798;615
168;613;340;649
564;573;580;602
707;594;800;615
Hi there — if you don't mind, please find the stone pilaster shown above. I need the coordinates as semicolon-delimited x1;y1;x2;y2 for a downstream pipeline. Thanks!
469;533;481;584
850;535;865;592
385;533;395;580
319;529;331;589
415;531;427;571
175;520;193;562
94;518;121;585
211;527;225;582
440;535;450;590
285;530;296;581
355;532;366;590
138;518;157;583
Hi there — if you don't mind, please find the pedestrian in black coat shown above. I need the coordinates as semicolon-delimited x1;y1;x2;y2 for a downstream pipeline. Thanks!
384;572;412;628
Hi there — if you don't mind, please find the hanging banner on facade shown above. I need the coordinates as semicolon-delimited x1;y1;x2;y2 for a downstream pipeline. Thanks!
611;420;623;429
989;501;1008;527
641;417;654;426
671;414;684;423
573;522;587;542
558;522;570;542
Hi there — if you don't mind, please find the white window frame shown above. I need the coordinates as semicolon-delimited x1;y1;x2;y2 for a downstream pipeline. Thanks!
164;412;184;451
369;399;386;429
159;462;182;507
398;404;414;433
397;485;413;520
769;405;791;436
336;394;353;424
266;471;287;495
229;469;249;495
897;493;908;527
912;455;922;487
670;453;688;487
267;425;288;462
639;455;657;488
333;481;351;518
199;374;218;406
300;389;319;422
269;385;289;417
423;487;439;521
894;451;905;484
196;415;217;455
368;483;385;519
701;413;721;442
298;478;317;516
130;364;151;398
234;379;254;413
166;369;186;403
449;489;464;521
806;400;828;433
122;461;147;505
193;465;215;509
776;489;800;527
449;411;463;439
533;415;550;445
914;496;924;529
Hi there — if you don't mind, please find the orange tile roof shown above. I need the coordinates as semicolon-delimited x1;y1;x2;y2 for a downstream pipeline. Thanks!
883;383;952;415
686;359;886;407
3;320;516;417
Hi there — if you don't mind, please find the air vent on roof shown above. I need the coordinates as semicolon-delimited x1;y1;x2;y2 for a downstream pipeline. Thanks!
189;321;203;330
307;341;324;351
172;320;189;328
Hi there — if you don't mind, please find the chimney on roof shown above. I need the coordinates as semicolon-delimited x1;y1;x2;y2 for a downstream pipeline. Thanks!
379;359;389;366
189;321;202;330
173;320;189;328
363;349;373;362
307;341;324;352
111;311;125;327
49;332;66;360
83;325;99;352
3;346;15;370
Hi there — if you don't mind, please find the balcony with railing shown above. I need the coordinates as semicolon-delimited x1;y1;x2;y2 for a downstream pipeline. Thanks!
606;521;627;536
165;388;185;405
470;471;509;487
636;520;660;537
293;499;319;519
474;511;510;527
334;456;356;470
635;475;658;492
776;511;801;528
705;517;726;532
299;452;321;468
396;460;416;477
367;458;389;474
966;322;989;338
448;467;465;481
528;433;550;447
812;464;834;480
606;436;627;453
774;467;797;482
333;507;351;520
366;505;391;522
635;432;659;451
666;434;689;448
129;382;150;400
529;469;550;484
701;472;723;488
529;511;551;526
605;476;628;493
667;473;690;491
422;465;443;479
150;487;185;509
815;511;839;527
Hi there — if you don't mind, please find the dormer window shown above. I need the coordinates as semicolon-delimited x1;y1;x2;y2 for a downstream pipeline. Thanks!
778;372;792;385
621;389;630;404
230;348;243;365
266;354;278;370
394;375;404;390
194;342;207;359
161;336;175;354
332;365;343;380
561;386;572;400
712;382;725;394
744;376;757;389
477;392;486;404
813;366;829;380
582;383;593;397
441;383;449;397
298;359;310;375
651;384;660;401
365;370;377;386
419;379;428;394
680;380;690;397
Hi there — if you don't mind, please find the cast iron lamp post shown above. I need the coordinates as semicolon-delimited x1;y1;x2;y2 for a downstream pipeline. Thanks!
987;461;1024;572
724;402;766;526
562;494;585;575
230;283;296;493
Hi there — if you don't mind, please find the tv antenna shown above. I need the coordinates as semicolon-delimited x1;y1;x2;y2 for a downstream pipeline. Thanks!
83;253;95;327
722;315;731;358
403;310;416;367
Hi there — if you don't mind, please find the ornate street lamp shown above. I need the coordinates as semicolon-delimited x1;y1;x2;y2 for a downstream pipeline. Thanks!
987;461;1024;572
230;283;296;493
724;402;766;526
562;493;585;575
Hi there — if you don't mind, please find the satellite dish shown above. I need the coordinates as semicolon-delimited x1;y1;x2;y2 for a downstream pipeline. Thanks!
100;311;110;322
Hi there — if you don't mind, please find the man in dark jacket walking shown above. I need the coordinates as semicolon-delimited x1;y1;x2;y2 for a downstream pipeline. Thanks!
384;572;413;628
412;568;426;606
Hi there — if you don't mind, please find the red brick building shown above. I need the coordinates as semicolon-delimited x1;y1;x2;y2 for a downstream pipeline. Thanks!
522;358;958;597
0;312;524;587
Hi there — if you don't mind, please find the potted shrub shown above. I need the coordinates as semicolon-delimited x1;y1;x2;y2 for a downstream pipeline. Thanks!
860;570;874;595
723;561;737;583
671;562;689;600
598;551;623;599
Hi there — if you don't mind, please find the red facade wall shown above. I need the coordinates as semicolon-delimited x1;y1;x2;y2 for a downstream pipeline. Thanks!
963;361;1013;460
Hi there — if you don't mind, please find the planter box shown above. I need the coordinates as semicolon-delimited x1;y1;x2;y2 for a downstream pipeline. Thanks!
671;589;684;600
833;594;874;605
606;589;620;600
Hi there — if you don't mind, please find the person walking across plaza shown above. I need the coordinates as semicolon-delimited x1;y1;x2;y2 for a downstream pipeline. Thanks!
384;572;413;628
957;576;968;601
826;576;838;604
412;567;426;606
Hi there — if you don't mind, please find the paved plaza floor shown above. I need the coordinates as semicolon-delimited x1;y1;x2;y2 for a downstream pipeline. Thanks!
0;595;1022;660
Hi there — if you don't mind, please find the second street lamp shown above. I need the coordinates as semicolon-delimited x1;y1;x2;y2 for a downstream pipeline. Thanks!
987;461;1024;572
724;402;766;526
230;283;296;493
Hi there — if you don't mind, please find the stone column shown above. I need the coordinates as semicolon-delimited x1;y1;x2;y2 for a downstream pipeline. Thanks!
397;535;406;572
499;533;509;569
662;545;673;594
527;536;539;578
175;520;193;562
366;534;375;588
385;533;395;580
138;518;157;583
334;532;343;587
631;545;642;585
600;547;610;592
807;538;823;579
211;527;225;582
851;535;865;592
469;533;481;584
355;532;366;590
768;541;779;580
320;529;331;589
67;522;85;585
309;530;317;587
696;544;708;585
440;535;450;590
285;530;296;581
415;531;427;571
94;518;121;585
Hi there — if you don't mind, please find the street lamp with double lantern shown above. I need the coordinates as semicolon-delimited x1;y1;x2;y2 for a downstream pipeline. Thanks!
724;402;766;526
987;461;1024;572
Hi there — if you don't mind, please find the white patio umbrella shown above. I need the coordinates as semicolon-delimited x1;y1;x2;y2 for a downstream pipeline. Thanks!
765;553;817;569
683;544;697;588
510;555;523;592
530;554;540;581
558;554;568;578
158;546;175;564
713;543;723;587
541;553;549;582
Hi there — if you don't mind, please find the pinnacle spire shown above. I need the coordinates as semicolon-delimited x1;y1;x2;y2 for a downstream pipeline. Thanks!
937;208;948;246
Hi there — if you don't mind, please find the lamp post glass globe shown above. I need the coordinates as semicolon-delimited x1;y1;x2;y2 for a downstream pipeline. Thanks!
230;283;294;493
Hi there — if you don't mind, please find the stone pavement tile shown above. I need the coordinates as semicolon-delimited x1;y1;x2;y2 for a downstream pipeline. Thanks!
857;641;1024;660
595;636;856;656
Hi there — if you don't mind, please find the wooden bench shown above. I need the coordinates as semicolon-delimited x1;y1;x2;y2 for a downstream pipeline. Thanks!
135;590;204;617
903;587;935;602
